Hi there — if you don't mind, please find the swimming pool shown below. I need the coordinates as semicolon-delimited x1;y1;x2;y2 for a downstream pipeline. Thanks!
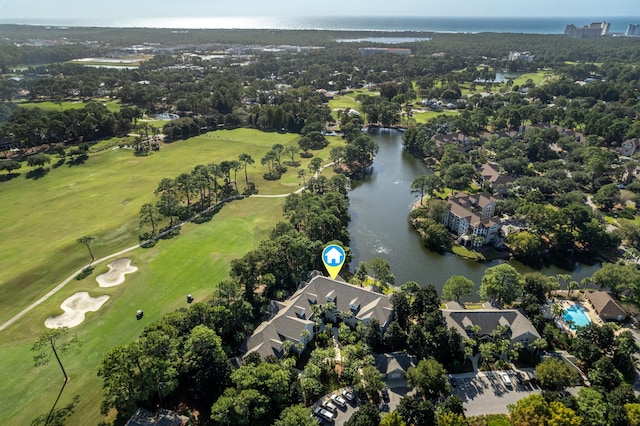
563;304;591;329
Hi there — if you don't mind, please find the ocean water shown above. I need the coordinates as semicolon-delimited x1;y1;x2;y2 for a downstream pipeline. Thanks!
1;16;638;34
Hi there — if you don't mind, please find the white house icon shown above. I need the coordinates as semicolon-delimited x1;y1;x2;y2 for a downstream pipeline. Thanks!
324;247;344;266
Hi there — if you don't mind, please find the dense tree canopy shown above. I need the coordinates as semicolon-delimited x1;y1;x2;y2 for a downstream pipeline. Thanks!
479;264;525;306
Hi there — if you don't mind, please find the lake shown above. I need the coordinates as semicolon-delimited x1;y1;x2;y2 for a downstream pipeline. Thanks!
347;129;601;299
475;71;522;83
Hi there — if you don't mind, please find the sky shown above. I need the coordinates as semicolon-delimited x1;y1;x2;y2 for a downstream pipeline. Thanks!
0;0;638;20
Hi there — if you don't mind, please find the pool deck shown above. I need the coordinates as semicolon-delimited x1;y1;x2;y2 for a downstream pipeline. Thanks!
552;297;604;334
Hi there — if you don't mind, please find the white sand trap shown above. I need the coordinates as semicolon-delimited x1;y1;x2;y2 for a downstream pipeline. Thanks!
45;292;110;328
96;258;138;288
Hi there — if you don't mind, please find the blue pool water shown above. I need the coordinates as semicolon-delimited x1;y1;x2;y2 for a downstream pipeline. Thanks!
563;304;591;329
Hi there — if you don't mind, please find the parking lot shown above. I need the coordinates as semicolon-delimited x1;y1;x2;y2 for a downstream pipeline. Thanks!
450;370;542;416
315;371;543;423
316;382;415;426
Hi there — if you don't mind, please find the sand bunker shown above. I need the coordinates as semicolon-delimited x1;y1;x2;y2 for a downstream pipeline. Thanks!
45;292;110;328
96;258;138;288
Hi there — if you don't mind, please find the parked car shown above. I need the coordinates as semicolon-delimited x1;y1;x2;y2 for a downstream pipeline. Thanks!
342;389;355;401
314;406;335;422
499;371;512;388
381;387;390;402
323;400;338;413
449;377;457;388
331;394;347;408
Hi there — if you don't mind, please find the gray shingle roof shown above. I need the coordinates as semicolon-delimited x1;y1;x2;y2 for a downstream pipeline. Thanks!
442;308;540;342
242;275;394;360
374;352;417;375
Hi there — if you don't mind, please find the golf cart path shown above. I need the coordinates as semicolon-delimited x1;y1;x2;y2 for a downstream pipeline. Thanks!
0;162;336;332
0;241;144;332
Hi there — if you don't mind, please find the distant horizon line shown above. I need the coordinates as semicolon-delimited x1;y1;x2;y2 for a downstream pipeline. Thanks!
2;15;640;20
1;15;639;33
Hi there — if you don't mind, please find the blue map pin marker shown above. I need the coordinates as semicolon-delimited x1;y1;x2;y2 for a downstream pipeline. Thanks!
322;244;346;279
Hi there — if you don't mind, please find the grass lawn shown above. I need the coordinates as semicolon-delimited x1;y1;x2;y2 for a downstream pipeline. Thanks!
329;96;360;112
452;245;487;261
464;302;487;310
511;71;550;87
0;127;340;424
328;88;379;120
0;128;339;324
138;119;171;128
412;109;459;124
18;99;123;112
0;196;284;425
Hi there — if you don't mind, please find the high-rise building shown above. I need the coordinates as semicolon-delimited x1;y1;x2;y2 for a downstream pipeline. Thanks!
564;21;610;38
627;24;640;36
508;51;535;62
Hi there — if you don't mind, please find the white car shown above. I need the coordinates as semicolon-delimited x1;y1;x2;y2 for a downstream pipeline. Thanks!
323;400;338;413
331;394;347;407
500;371;512;387
314;406;335;421
342;389;355;401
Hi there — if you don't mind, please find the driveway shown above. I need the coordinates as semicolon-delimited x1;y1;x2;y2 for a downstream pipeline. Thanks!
450;371;542;416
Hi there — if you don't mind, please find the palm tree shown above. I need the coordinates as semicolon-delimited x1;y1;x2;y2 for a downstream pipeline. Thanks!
139;203;162;235
300;329;311;345
238;153;254;185
551;303;565;321
207;163;221;202
175;173;194;208
462;338;477;366
310;304;323;333
530;337;548;356
479;342;496;366
581;277;594;291
282;339;294;357
554;273;572;294
229;160;241;193
568;281;579;299
284;145;299;164
77;235;96;262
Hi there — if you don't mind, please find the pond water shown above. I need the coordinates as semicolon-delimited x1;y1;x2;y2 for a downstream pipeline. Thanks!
347;129;601;299
336;37;432;44
475;71;522;83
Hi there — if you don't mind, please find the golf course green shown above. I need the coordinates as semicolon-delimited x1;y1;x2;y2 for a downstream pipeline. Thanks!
0;128;338;424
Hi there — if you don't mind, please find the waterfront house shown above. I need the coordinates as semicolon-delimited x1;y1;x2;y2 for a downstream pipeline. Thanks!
443;192;503;247
241;275;394;360
442;308;541;348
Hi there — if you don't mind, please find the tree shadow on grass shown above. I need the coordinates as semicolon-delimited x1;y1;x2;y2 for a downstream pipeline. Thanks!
52;159;66;169
0;172;20;182
67;154;88;167
192;204;223;224
75;266;95;280
139;233;157;249
159;227;181;240
30;379;79;426
26;168;49;180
